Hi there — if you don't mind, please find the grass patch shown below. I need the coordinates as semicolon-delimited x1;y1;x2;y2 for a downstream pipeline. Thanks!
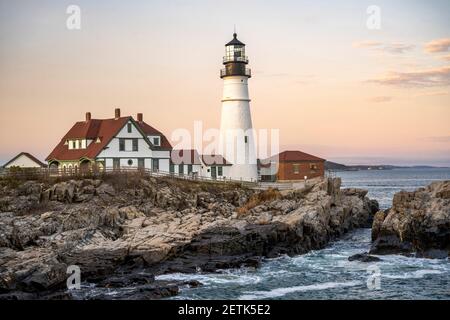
237;188;281;216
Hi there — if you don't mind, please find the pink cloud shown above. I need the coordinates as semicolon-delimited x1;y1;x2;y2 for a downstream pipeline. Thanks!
352;41;382;48
368;66;450;87
353;41;414;54
368;96;392;103
425;38;450;53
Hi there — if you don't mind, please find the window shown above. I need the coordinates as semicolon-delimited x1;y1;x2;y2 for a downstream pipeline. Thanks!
152;158;159;172
179;164;184;176
113;158;120;170
127;123;132;133
218;166;223;176
310;163;318;171
244;136;248;143
187;164;193;174
138;158;144;169
169;163;175;174
153;137;160;146
132;139;138;151
119;139;125;151
77;140;82;149
72;141;76;149
128;159;133;166
293;164;300;174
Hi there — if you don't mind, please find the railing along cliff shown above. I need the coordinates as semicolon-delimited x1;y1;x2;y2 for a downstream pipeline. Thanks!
0;167;258;188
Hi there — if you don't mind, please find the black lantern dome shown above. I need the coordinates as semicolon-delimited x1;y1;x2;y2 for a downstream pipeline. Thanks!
220;33;251;78
226;33;245;46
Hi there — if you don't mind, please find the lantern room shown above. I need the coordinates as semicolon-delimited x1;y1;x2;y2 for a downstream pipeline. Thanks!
220;33;251;78
224;33;248;63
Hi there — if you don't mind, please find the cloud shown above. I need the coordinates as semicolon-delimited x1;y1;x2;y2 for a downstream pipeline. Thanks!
413;91;449;97
352;41;382;48
440;54;450;61
424;38;450;53
383;43;415;54
424;136;450;143
368;96;392;103
368;66;450;87
353;41;414;54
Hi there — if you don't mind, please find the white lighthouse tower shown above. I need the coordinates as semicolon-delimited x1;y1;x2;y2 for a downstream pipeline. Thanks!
219;33;258;182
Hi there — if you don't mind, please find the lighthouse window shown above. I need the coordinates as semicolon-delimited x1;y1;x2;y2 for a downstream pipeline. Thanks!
244;136;248;143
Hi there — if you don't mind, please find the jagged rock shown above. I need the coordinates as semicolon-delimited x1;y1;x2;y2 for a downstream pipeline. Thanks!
0;176;378;299
348;253;381;262
370;180;450;258
96;183;116;197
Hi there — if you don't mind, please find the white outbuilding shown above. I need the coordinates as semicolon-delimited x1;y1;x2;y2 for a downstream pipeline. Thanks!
3;152;46;169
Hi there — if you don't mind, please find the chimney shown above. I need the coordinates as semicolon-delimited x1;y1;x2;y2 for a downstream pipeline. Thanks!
115;108;121;119
85;112;91;121
137;113;143;122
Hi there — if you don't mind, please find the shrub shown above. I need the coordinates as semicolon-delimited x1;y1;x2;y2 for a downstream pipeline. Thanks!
237;188;281;216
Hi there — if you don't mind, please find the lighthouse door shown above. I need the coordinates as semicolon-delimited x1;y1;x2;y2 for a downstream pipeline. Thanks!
211;167;217;180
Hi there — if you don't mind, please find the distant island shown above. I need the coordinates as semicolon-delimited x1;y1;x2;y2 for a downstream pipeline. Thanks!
325;161;448;172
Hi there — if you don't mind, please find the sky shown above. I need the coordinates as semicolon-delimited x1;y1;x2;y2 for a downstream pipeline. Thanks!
0;0;449;166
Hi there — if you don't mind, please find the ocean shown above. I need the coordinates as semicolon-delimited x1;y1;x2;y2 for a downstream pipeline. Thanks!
159;168;450;300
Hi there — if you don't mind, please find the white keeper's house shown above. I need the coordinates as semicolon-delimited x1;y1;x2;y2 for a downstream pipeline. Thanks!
46;108;172;172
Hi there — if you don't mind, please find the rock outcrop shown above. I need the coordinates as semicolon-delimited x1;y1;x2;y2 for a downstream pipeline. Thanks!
0;174;378;299
370;180;450;258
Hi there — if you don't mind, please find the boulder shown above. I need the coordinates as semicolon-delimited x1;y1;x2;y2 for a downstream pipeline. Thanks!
348;252;381;262
370;180;450;258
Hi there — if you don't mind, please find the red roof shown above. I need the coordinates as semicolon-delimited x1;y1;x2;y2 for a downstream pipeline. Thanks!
3;152;46;168
136;120;172;150
269;150;325;162
201;154;232;166
46;116;172;162
170;150;232;166
171;149;202;165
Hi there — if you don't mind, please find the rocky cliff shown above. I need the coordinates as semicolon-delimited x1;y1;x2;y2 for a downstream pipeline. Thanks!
0;174;378;299
370;180;450;258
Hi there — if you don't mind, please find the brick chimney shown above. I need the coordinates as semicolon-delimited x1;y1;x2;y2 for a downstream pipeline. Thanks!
115;108;121;119
85;112;91;121
137;113;143;122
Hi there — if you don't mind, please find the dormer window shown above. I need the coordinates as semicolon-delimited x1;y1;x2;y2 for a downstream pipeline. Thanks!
153;137;160;146
127;123;132;133
68;139;86;150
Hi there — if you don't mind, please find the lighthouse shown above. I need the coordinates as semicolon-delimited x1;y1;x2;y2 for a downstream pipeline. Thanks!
219;33;258;182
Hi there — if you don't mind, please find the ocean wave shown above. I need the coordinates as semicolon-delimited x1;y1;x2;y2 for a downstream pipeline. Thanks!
383;269;444;279
239;281;362;299
156;271;262;286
